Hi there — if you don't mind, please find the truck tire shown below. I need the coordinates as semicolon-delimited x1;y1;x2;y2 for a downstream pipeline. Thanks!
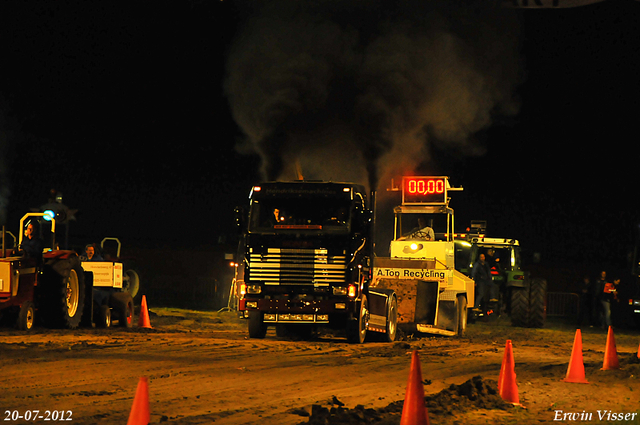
347;295;368;344
456;295;467;337
510;286;529;328
40;256;85;329
248;311;267;338
528;278;547;328
384;295;398;343
110;292;134;328
17;301;35;331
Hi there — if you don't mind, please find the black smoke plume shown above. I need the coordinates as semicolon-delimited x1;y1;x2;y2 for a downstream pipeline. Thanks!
224;0;523;191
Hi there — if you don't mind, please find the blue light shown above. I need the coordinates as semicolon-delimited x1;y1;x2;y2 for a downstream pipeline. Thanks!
43;210;55;221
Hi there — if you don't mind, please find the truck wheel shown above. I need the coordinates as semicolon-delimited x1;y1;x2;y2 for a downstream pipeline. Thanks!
347;295;368;344
510;286;529;327
456;295;467;337
17;301;35;331
94;303;111;328
384;295;398;343
248;311;267;338
110;292;134;328
528;278;547;328
40;256;86;329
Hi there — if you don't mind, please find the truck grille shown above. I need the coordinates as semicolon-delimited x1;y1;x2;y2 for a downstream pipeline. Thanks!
248;248;346;285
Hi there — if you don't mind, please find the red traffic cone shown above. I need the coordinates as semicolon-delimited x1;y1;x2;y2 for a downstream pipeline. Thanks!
138;295;152;329
498;340;521;406
562;329;589;384
127;376;150;425
400;351;430;425
602;326;620;370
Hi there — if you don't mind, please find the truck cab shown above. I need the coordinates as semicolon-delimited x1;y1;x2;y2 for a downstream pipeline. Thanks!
236;181;397;343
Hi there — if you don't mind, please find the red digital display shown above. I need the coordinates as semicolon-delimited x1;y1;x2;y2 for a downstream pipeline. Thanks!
402;177;447;205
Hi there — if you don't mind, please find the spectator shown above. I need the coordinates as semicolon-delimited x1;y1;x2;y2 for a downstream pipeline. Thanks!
472;253;492;316
84;244;104;262
595;270;613;329
576;275;593;327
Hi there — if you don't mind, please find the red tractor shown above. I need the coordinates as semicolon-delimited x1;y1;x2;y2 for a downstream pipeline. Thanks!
0;213;85;330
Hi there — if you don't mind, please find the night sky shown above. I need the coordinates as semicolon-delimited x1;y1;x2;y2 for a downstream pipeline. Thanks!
0;0;638;276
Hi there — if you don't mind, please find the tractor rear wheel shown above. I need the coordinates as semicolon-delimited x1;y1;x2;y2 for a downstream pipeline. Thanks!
40;255;85;329
510;286;529;327
528;278;547;328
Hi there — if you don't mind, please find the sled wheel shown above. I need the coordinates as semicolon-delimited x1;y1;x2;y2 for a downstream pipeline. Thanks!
384;295;398;343
456;295;468;337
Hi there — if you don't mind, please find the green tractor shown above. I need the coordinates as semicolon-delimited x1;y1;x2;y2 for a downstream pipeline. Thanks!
454;221;546;328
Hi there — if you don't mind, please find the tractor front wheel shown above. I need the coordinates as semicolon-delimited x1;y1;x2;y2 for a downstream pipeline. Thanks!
17;301;35;331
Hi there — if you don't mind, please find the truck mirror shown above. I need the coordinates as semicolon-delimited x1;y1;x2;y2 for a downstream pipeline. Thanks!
234;206;246;233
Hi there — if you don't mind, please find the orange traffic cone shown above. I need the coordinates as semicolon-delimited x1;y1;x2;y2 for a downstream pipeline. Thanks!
127;376;150;425
562;329;589;384
602;326;620;370
498;340;521;406
138;295;152;329
400;351;430;425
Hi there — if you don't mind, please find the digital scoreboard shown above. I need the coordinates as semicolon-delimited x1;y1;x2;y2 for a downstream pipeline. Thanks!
402;176;448;205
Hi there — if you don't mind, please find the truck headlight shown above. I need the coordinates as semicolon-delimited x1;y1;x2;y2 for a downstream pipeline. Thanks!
333;286;348;296
247;285;262;294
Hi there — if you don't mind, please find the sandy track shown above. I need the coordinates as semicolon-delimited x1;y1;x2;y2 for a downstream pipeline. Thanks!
1;310;639;424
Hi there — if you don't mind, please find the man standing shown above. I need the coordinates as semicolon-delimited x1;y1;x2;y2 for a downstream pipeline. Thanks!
472;253;492;316
595;270;613;329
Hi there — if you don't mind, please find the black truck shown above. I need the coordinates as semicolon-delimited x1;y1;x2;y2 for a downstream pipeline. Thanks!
235;181;397;343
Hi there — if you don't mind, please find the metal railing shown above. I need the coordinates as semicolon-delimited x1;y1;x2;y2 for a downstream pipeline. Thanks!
546;292;580;317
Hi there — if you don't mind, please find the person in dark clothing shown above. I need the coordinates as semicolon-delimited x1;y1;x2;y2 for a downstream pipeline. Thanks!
472;253;492;315
19;222;44;264
577;275;593;327
594;270;613;329
84;244;104;261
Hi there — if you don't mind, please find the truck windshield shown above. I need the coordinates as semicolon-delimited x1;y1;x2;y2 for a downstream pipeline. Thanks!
249;199;351;234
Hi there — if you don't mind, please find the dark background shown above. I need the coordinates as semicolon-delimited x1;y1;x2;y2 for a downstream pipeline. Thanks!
0;0;639;303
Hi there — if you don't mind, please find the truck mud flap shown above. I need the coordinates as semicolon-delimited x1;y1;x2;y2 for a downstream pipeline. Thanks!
367;289;392;332
415;280;438;325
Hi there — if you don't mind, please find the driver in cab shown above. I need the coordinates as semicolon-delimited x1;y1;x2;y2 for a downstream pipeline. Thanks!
398;217;435;241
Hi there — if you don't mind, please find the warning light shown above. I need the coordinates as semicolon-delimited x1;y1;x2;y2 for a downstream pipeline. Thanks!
402;176;447;205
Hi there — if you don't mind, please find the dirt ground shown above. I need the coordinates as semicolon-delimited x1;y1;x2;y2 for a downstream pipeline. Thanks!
1;310;640;425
